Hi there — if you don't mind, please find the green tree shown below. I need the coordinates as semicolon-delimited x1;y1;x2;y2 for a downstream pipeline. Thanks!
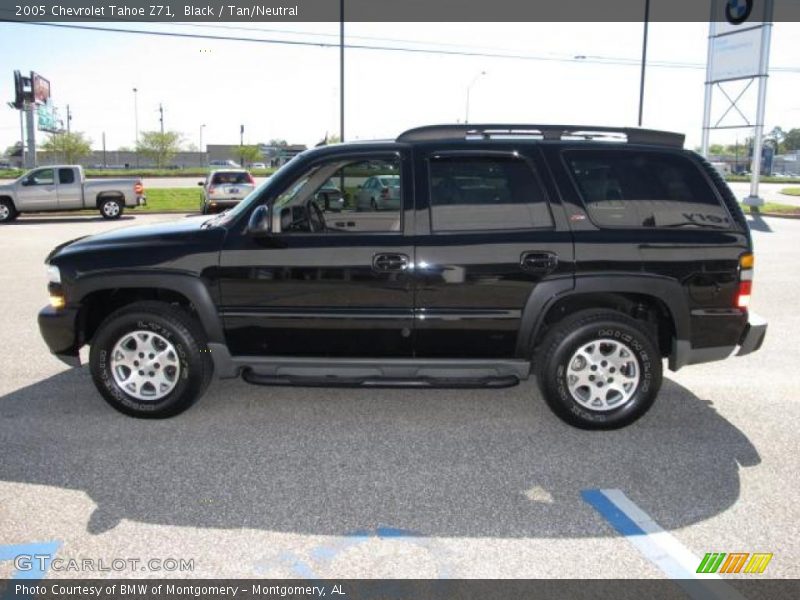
782;128;800;152
237;144;262;167
136;131;183;168
268;138;287;147
41;131;92;164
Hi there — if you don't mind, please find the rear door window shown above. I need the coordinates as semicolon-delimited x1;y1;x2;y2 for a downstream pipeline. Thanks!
564;150;734;229
58;168;75;184
428;155;553;232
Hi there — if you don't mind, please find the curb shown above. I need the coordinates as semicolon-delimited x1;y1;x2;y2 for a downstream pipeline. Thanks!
749;211;800;220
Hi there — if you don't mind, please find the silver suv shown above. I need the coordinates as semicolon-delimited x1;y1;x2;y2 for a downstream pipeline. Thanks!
199;169;255;214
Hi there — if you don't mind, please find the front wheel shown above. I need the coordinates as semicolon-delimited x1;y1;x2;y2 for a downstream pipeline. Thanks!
534;310;662;430
89;301;214;418
99;197;123;219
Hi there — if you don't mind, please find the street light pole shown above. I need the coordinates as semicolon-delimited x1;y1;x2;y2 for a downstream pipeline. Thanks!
465;71;486;124
339;0;345;142
66;104;72;134
133;87;139;167
158;103;164;135
638;0;650;127
199;123;206;165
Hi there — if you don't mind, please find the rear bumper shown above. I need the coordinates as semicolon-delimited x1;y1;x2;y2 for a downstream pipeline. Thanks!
669;311;767;370
736;312;767;356
38;305;81;367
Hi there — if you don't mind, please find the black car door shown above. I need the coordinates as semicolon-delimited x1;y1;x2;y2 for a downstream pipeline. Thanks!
412;145;574;358
217;149;415;358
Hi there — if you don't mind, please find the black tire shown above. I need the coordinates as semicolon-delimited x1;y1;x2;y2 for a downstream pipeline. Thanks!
201;203;209;215
0;198;19;223
534;309;662;430
89;301;214;418
99;197;124;220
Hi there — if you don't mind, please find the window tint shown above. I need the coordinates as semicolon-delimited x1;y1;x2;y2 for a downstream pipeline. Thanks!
212;171;251;185
565;150;733;229
29;169;54;185
428;156;552;232
58;168;75;184
273;157;402;234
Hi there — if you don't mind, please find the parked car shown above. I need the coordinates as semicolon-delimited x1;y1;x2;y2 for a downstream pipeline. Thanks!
198;169;256;214
0;165;145;222
251;162;267;170
38;124;766;429
355;174;401;211
209;160;241;168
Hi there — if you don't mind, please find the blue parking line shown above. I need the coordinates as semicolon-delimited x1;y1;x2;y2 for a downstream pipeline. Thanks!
581;490;646;537
0;541;62;580
582;489;746;600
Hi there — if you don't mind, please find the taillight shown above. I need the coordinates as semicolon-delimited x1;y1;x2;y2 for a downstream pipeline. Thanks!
134;182;144;195
247;173;255;185
380;187;389;199
736;253;754;309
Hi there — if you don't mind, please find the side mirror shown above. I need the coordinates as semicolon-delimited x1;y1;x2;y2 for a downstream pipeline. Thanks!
246;204;271;237
21;177;31;186
197;181;204;186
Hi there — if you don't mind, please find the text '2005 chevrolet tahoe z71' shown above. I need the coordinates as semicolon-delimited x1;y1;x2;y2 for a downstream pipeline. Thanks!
38;124;767;429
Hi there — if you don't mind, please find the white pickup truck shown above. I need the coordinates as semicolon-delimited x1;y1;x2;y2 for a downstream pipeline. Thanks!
0;165;146;223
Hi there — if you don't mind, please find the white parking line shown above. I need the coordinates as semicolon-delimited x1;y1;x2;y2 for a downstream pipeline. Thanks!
583;489;747;600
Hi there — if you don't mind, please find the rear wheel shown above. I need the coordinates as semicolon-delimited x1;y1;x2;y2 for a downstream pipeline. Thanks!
90;301;214;418
99;197;123;219
534;310;662;430
0;199;18;223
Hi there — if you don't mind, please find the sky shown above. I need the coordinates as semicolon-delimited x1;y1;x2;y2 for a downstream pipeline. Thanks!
1;20;799;153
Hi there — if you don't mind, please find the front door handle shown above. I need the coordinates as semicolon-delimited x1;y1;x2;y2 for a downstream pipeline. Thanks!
521;251;558;274
372;253;409;272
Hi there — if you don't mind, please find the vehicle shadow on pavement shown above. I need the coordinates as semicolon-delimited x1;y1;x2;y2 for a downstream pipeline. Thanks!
0;368;760;538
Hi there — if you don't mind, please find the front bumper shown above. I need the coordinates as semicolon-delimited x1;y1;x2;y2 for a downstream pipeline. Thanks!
38;305;81;367
736;312;767;356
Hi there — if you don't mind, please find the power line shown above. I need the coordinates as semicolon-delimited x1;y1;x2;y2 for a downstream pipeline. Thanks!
3;20;800;73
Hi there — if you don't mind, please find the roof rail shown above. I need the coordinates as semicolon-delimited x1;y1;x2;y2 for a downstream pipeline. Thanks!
396;124;685;148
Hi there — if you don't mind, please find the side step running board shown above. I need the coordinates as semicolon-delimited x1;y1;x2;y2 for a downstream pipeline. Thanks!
242;370;520;389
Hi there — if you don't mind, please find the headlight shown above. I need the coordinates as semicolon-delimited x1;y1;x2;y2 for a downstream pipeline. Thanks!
46;265;61;284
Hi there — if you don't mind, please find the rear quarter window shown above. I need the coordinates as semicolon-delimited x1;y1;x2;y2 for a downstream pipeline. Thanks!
564;149;736;230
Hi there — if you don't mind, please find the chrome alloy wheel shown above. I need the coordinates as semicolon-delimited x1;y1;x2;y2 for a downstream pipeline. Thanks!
566;338;640;411
102;201;120;217
110;330;180;401
0;204;10;221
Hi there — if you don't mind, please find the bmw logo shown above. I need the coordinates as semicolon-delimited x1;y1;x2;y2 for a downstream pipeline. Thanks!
725;0;753;25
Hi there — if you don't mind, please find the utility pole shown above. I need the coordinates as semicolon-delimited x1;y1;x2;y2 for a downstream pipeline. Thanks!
240;124;244;165
159;103;164;134
638;0;650;127
133;88;139;167
102;132;107;168
465;71;487;124
66;104;72;134
340;0;345;142
200;123;206;165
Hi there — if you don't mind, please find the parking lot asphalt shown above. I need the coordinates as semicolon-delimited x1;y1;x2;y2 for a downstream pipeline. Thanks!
1;212;798;580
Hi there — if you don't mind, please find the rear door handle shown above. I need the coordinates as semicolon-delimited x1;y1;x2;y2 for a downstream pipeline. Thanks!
521;251;558;274
372;253;409;272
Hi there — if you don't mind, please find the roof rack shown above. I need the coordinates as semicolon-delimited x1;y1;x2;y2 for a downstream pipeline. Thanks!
396;124;685;148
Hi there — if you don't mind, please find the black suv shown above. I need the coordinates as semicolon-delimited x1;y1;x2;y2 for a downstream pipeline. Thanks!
38;124;767;429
